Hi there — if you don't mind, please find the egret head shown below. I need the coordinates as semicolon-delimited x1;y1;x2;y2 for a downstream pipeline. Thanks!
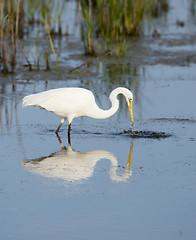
109;87;134;124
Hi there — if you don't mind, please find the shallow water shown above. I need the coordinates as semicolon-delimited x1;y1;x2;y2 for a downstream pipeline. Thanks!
1;0;196;239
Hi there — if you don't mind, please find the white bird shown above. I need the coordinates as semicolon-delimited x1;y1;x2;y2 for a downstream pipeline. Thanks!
22;87;134;138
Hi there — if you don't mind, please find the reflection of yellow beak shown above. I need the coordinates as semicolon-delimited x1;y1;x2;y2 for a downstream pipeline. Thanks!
129;99;134;124
127;143;133;168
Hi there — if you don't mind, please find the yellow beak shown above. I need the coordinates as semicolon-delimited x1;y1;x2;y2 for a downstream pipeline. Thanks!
129;99;134;124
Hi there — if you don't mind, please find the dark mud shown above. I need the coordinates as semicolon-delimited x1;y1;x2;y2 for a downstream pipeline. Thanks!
152;117;196;123
122;130;172;139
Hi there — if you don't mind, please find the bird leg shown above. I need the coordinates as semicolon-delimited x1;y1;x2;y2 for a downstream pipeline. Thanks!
56;118;65;134
68;123;71;145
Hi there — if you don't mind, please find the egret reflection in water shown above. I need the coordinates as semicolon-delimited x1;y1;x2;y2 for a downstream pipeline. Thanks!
22;140;133;183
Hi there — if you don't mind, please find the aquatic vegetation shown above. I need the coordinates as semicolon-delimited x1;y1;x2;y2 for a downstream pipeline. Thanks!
0;0;66;73
80;0;169;56
80;0;95;55
0;0;22;73
0;0;169;73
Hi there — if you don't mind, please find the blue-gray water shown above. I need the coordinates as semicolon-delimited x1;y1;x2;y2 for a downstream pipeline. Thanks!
0;0;196;239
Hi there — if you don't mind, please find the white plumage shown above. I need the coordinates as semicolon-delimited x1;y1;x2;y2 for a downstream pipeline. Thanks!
22;87;134;138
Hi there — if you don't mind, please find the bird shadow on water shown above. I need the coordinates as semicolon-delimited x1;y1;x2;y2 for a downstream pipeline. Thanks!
22;134;133;184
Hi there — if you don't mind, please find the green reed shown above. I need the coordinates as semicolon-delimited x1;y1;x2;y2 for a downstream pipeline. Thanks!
80;0;95;55
0;0;66;73
0;0;22;73
0;0;169;73
80;0;168;56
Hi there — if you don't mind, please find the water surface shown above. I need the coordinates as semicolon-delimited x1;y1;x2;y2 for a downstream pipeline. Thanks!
0;0;196;239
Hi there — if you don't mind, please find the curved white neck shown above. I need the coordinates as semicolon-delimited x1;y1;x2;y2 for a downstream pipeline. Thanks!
87;88;127;119
88;99;119;119
86;87;132;120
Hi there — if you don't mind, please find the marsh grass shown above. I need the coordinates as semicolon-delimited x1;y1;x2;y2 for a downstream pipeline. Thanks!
80;0;168;56
0;0;169;73
80;0;95;55
0;0;66;74
0;0;22;73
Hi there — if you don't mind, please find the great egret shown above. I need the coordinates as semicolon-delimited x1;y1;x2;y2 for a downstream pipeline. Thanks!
22;87;133;137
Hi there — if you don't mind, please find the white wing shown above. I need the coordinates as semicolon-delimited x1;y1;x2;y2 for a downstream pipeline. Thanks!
23;88;95;118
